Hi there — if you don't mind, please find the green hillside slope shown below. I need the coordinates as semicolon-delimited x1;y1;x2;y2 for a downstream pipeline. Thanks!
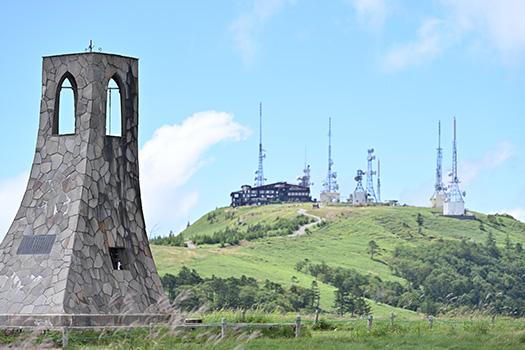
151;204;525;317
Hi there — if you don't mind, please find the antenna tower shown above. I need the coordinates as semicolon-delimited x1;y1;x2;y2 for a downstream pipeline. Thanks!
254;102;266;187
435;121;444;192
355;170;365;192
446;117;464;202
298;146;313;188
322;118;338;192
366;149;377;202
377;158;381;203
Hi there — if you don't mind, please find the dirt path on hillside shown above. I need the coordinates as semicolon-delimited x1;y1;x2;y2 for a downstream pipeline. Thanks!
289;209;323;237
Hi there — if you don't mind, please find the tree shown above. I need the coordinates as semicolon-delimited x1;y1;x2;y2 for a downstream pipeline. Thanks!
161;274;178;301
334;288;370;317
334;288;351;316
367;240;379;260
416;213;424;235
485;232;500;258
311;280;321;310
351;296;371;316
505;233;513;251
516;243;523;254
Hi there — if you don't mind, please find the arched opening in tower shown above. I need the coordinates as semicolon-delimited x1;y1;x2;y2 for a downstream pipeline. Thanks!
54;75;77;135
106;78;122;137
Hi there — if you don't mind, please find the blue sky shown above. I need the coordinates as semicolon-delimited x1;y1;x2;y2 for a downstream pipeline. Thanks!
0;0;524;237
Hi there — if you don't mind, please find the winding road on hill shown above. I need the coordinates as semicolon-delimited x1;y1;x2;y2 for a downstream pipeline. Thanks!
290;209;324;237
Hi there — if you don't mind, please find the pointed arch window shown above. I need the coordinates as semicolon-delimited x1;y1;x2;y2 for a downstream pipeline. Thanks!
106;77;123;137
53;73;77;135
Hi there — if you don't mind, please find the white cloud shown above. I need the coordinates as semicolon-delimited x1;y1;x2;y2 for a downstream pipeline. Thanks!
443;0;525;65
0;172;28;241
383;18;455;71
348;0;388;32
459;141;514;184
230;0;294;64
383;0;525;71
140;111;249;235
0;111;249;241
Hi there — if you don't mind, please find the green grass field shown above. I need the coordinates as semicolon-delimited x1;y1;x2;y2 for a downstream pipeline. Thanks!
7;318;524;349
151;204;525;316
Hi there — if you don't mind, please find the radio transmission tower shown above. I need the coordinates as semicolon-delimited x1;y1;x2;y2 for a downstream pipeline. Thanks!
436;121;444;191
444;117;465;215
431;121;446;208
366;149;377;202
322;118;338;193
254;102;266;187
298;147;313;188
377;158;381;203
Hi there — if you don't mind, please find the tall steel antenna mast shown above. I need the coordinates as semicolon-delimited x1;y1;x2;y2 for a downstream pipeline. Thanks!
323;118;338;192
451;117;458;183
446;117;464;203
435;121;444;192
254;102;266;187
366;149;377;202
377;158;381;203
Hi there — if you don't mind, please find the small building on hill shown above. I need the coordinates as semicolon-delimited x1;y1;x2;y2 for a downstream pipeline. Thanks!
230;182;312;207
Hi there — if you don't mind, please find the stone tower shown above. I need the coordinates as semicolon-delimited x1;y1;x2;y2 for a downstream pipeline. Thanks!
0;52;167;322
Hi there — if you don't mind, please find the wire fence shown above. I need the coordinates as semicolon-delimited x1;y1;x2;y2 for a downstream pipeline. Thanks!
0;313;512;349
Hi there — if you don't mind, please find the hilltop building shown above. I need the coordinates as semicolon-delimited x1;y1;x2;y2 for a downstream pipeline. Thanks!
231;182;311;207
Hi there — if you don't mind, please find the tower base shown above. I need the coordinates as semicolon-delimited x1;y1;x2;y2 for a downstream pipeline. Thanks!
443;201;465;216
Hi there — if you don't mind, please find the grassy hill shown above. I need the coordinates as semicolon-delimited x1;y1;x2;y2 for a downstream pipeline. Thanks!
151;204;525;318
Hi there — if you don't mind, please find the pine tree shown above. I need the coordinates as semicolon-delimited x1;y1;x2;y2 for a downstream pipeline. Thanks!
311;280;321;310
485;232;500;258
334;288;351;316
367;240;379;260
505;233;513;251
417;213;425;235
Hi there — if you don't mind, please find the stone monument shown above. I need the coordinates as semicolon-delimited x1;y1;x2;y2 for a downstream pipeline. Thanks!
0;52;168;326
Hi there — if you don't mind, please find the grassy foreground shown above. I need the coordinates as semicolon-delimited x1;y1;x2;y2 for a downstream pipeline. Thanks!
3;318;524;349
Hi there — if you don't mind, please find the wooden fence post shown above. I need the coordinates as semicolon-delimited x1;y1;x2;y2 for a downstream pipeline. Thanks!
62;327;69;349
295;314;301;338
314;309;320;325
367;315;373;332
221;318;227;339
428;315;434;330
491;314;496;326
390;312;395;326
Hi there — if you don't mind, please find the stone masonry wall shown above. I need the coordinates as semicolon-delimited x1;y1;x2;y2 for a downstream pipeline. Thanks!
0;53;167;314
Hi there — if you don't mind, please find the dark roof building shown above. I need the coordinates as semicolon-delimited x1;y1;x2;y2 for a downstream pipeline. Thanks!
230;182;312;207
